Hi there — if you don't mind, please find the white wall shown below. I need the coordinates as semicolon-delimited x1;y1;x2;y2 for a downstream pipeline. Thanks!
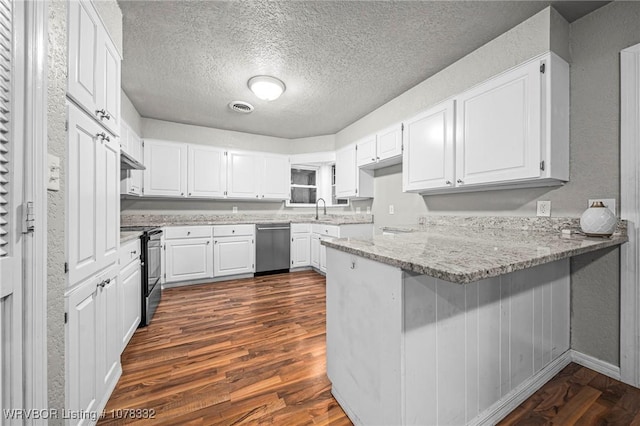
121;89;142;135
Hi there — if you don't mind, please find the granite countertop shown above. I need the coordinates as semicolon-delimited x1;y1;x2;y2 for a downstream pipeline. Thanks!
322;220;627;284
120;213;373;227
120;231;143;243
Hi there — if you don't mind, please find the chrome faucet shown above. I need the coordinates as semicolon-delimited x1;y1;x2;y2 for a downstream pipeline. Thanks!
315;198;327;220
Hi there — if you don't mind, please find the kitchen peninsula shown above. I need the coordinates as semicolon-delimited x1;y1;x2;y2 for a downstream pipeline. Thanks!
323;217;627;426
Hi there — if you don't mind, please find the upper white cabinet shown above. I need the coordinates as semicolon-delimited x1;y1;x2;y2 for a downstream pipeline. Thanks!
403;100;455;192
404;52;569;194
188;145;226;198
67;103;120;287
143;139;188;197
120;121;143;196
357;124;403;169
259;154;290;200
226;151;260;199
335;144;373;199
68;0;120;136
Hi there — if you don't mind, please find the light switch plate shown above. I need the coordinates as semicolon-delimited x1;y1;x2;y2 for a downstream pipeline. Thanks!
232;206;238;213
536;201;551;217
388;204;394;215
366;206;371;215
48;154;60;191
588;198;616;215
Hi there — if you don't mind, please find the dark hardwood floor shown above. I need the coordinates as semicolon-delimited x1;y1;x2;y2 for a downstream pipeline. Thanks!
99;270;351;425
101;270;640;425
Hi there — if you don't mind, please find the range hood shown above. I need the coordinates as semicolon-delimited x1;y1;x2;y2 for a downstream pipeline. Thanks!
121;150;145;170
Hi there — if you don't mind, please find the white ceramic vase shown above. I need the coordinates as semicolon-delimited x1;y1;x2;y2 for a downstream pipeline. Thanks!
580;201;617;237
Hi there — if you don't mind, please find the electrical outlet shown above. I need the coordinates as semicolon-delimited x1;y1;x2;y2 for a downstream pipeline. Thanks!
232;206;238;213
536;201;551;217
389;204;395;215
588;198;616;215
366;206;371;215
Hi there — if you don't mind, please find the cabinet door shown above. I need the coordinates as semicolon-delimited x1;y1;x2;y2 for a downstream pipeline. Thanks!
165;238;214;282
320;241;327;273
66;276;100;422
403;100;455;192
67;0;100;115
376;124;403;162
226;151;259;199
187;145;226;198
291;233;310;268
356;136;377;167
119;261;141;351
213;236;255;277
455;60;541;186
97;33;120;136
130;134;143;195
103;135;120;269
119;121;129;153
310;234;320;269
143;140;187;197
97;269;120;397
335;145;357;197
260;154;290;199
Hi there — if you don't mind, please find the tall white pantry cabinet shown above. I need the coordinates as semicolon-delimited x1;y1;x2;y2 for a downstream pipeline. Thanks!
65;1;122;423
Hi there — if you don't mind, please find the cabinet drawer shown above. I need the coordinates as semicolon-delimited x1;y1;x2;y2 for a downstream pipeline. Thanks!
164;226;212;240
213;224;255;237
291;223;311;233
312;224;340;238
119;239;141;268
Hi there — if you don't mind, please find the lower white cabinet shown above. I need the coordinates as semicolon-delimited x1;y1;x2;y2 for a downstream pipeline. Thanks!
310;234;320;269
291;224;311;268
213;225;255;277
118;239;141;351
165;237;214;283
66;264;121;425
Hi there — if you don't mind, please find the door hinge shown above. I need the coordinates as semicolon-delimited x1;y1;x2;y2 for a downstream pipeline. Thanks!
142;187;144;195
65;120;68;131
540;63;546;74
64;312;68;324
355;188;358;194
64;262;69;273
355;145;358;151
292;238;294;242
22;201;35;234
163;245;166;251
401;123;404;132
540;160;545;171
164;273;166;278
224;151;228;156
142;140;145;147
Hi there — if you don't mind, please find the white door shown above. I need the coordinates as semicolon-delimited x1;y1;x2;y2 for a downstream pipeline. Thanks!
356;136;376;167
187;145;226;198
143;139;187;197
97;33;120;136
66;277;100;423
165;238;213;282
213;236;255;277
335;144;357;198
226;151;259;199
67;0;100;115
119;261;141;350
310;234;320;269
376;123;403;162
455;59;542;186
291;233;310;268
403;100;455;192
260;154;289;200
97;268;120;398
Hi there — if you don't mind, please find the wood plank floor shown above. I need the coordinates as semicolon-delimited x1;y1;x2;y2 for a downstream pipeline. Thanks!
99;270;351;425
499;362;640;425
101;270;640;425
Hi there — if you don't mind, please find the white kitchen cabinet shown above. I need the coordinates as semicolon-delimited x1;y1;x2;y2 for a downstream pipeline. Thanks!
118;239;141;351
68;0;120;136
454;52;569;189
165;237;214;283
291;224;311;268
403;100;455;192
226;150;259;199
357;124;403;169
120;121;143;196
335;144;373;199
66;265;121;426
213;225;255;277
310;234;320;269
259;154;290;200
143;139;188;197
187;145;226;198
67;103;120;287
310;224;373;274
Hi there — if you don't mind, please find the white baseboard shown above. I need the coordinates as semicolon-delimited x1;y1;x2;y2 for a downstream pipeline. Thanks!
470;350;573;426
570;349;621;381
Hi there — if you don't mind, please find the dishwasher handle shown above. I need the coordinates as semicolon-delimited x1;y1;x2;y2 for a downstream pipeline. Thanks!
256;226;291;231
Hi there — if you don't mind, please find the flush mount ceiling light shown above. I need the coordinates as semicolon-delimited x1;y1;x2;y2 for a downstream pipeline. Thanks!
248;75;286;101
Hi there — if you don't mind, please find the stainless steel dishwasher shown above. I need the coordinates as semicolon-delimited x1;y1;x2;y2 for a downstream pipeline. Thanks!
255;223;291;274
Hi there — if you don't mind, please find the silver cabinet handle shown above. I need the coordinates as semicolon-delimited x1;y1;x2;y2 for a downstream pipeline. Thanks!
187;231;191;235
95;109;111;120
214;240;218;244
181;192;184;196
446;180;452;185
232;230;235;233
256;195;259;198
96;132;110;142
457;179;463;184
131;250;137;255
371;157;375;161
206;240;210;245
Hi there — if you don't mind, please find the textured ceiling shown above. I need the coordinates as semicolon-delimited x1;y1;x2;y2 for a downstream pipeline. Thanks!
119;1;608;139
